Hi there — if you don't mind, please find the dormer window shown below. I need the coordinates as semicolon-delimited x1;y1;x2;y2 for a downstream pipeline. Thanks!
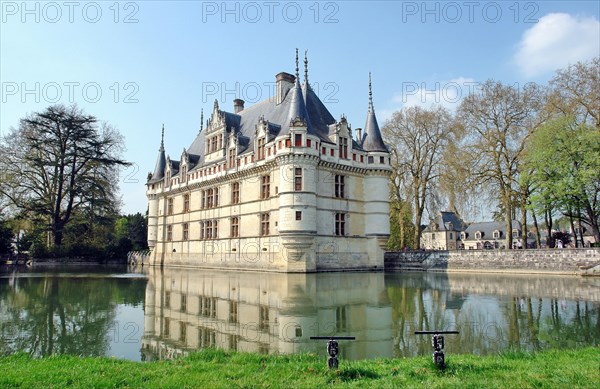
181;166;187;183
339;137;348;159
228;149;236;169
512;229;519;238
448;222;453;231
493;230;500;239
461;232;466;240
475;231;482;240
257;138;266;160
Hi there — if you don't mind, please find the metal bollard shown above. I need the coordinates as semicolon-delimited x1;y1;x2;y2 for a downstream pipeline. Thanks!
310;336;356;369
414;330;459;369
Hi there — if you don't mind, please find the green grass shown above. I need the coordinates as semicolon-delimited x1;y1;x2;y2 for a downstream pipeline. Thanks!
1;347;598;388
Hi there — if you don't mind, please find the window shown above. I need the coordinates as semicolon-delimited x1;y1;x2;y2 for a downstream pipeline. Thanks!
214;187;219;207
231;182;240;204
330;149;334;156
229;301;238;323
307;139;312;148
294;167;302;191
181;294;187;313
167;224;173;241
295;133;302;147
183;194;190;213
380;156;385;164
213;220;218;239
229;149;236;169
512;229;519;238
218;134;222;150
339;137;348;159
335;213;346;236
261;175;270;199
206;220;213;239
181;166;187;182
475;231;482;240
493;230;500;239
165;291;171;308
211;136;217;152
295;211;302;220
336;306;347;332
167;198;174;215
322;146;326;155
449;232;454;239
231;217;239;238
334;175;345;198
207;189;214;208
182;223;189;241
200;221;205;240
261;213;270;236
368;156;374;164
258;138;266;160
259;305;269;331
285;138;291;148
461;232;466;240
360;155;364;163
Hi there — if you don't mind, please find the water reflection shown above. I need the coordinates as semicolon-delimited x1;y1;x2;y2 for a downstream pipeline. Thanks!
0;270;146;359
141;268;393;361
142;268;600;360
1;267;598;361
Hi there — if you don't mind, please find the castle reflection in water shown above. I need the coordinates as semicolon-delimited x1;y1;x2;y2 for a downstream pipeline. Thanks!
141;267;600;361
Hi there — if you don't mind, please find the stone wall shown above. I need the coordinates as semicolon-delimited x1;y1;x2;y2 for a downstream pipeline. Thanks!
385;248;600;275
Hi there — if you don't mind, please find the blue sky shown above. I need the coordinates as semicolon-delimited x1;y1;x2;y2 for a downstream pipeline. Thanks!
1;1;599;216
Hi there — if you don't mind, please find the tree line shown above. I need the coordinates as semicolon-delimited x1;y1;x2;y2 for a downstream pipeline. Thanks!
385;57;599;250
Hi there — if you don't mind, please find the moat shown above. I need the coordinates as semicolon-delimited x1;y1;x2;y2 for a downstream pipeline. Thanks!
1;266;598;361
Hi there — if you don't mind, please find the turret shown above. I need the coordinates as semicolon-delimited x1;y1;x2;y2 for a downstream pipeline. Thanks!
361;75;391;264
147;125;166;249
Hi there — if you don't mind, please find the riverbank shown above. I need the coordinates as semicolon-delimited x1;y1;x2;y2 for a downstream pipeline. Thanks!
385;248;600;276
1;347;597;388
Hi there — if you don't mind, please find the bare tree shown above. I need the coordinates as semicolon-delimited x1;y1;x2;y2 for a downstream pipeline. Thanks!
458;81;544;249
383;106;456;249
0;105;129;247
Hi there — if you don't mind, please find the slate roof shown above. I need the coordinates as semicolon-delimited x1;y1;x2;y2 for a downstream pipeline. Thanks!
424;211;464;232
463;221;522;240
149;60;388;183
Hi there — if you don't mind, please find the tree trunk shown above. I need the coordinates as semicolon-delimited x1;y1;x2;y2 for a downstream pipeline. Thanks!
521;203;528;250
531;208;541;248
504;192;513;249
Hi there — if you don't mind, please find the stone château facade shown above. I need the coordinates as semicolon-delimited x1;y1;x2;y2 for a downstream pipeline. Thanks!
146;52;391;272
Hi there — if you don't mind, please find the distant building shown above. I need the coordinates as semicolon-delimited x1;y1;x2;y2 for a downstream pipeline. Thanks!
421;211;464;250
145;51;391;272
461;221;531;250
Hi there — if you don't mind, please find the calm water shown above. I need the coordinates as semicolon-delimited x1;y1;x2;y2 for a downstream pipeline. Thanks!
1;266;598;361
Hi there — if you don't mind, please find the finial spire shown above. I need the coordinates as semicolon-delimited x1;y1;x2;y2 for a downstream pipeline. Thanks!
304;49;308;84
368;72;374;112
295;48;299;81
160;124;165;150
200;109;204;133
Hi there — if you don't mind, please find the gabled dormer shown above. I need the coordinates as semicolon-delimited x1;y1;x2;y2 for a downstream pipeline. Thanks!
180;148;189;183
331;116;351;159
205;99;226;161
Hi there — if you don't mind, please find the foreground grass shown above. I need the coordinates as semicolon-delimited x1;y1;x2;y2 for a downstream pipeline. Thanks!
1;347;598;388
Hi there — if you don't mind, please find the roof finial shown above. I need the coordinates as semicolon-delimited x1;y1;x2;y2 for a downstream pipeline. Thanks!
200;109;204;133
368;72;374;112
160;124;165;150
304;49;308;84
295;48;299;81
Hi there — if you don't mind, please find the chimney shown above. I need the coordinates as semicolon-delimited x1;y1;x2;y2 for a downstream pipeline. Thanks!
356;128;362;142
233;98;244;113
275;72;295;105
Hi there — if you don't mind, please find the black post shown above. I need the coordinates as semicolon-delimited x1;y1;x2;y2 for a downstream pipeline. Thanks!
310;336;356;369
414;331;459;369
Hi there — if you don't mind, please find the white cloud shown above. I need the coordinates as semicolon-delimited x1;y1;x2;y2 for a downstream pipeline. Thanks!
514;13;600;77
382;77;478;118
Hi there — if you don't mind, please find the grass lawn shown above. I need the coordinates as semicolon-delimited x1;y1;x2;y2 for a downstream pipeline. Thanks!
1;347;598;388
